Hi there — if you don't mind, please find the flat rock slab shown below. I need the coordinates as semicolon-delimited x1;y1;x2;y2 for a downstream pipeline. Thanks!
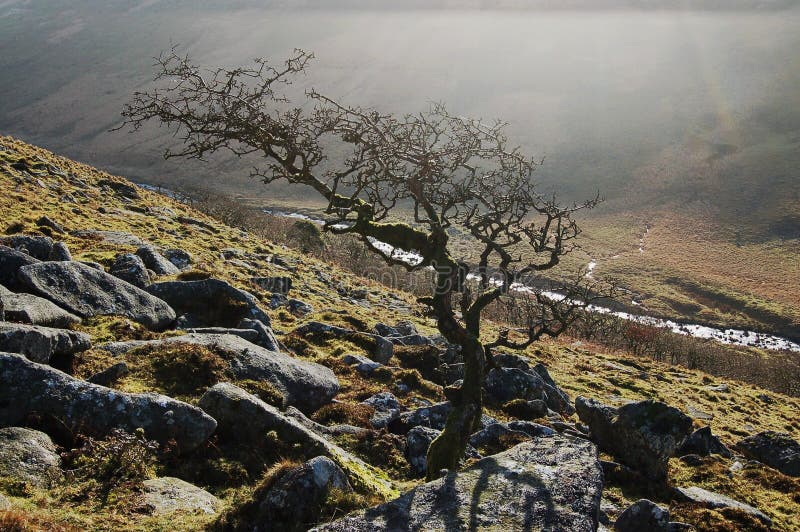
735;431;800;477
0;323;90;363
18;261;175;331
0;427;62;488
0;285;81;328
0;353;216;451
101;334;338;414
674;486;772;526
71;230;145;246
142;477;221;515
313;435;603;532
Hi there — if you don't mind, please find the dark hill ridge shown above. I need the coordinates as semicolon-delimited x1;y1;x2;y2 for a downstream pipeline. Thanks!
0;136;799;530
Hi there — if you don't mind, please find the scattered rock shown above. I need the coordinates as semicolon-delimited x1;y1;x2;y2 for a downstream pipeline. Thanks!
735;431;800;477
36;216;65;234
18;261;176;331
486;357;574;416
230;456;350;531
0;323;91;364
342;353;383;374
141;477;221;515
98;178;140;200
136;246;180;276
109;253;151;288
287;298;313;316
146;279;269;328
50;242;72;261
103;334;338;414
469;421;555;455
0;427;62;488
186;327;261;344
576;396;693;480
0;493;9;510
162;248;192;270
361;392;403;429
677;427;732;458
295;321;394;364
406;426;442;476
0;235;55;261
87;362;130;386
674;486;772;526
198;383;395;499
0;245;39;290
0;285;81;328
704;384;729;393
0;353;216;451
238;318;281;351
614;499;670;532
71;230;145;246
313;436;603;532
251;276;293;295
390;401;496;434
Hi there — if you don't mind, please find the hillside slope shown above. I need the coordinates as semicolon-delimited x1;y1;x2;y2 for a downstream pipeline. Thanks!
0;136;798;531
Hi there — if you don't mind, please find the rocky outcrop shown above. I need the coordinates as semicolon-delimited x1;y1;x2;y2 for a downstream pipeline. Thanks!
0;236;59;261
228;456;351;531
0;427;62;488
294;321;394;364
674;486;772;526
251;276;293;295
199;383;396;499
136;245;180;276
485;354;574;415
576;397;693;480
390;401;496;434
109;253;151;288
146;279;269;328
0;323;91;364
162;248;192;270
468;421;554;454
677;426;732;458
614;499;670;532
0;353;216;451
313;436;603;532
17;261;176;330
405;426;441;477
102;334;338;413
141;477;222;515
735;431;800;477
361;392;403;429
0;285;81;328
0;245;39;290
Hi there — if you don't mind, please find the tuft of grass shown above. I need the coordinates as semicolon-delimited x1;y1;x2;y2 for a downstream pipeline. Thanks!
312;403;375;428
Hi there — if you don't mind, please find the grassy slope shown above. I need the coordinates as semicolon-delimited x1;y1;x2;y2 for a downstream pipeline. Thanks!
0;135;798;531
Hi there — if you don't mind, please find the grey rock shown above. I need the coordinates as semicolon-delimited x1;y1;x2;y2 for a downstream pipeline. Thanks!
238;318;281;351
614;499;670;532
0;322;91;363
0;285;81;328
342;353;383;374
677;427;732;458
0;236;54;261
0;493;9;510
361;392;403;429
109;253;151;288
87;362;130;386
313;435;603;532
98;178;140;200
198;383;394;497
287;298;313;316
390;401;496;434
186;327;261;344
251;276;293;295
49;242;72;261
576;396;693;480
36;216;65;234
406;426;441;477
18;261;176;331
295;321;393;364
71;230;145;246
674;486;772;526
162;248;192;270
235;456;350;531
136;246;180;276
488;355;575;415
0;353;216;451
0;245;39;290
146;279;269;328
0;427;62;488
735;431;800;477
142;477;222;515
468;422;534;453
79;261;105;271
103;334;338;413
506;420;557;438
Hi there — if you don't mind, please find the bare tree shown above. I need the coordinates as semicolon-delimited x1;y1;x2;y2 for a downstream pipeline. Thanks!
119;49;601;479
